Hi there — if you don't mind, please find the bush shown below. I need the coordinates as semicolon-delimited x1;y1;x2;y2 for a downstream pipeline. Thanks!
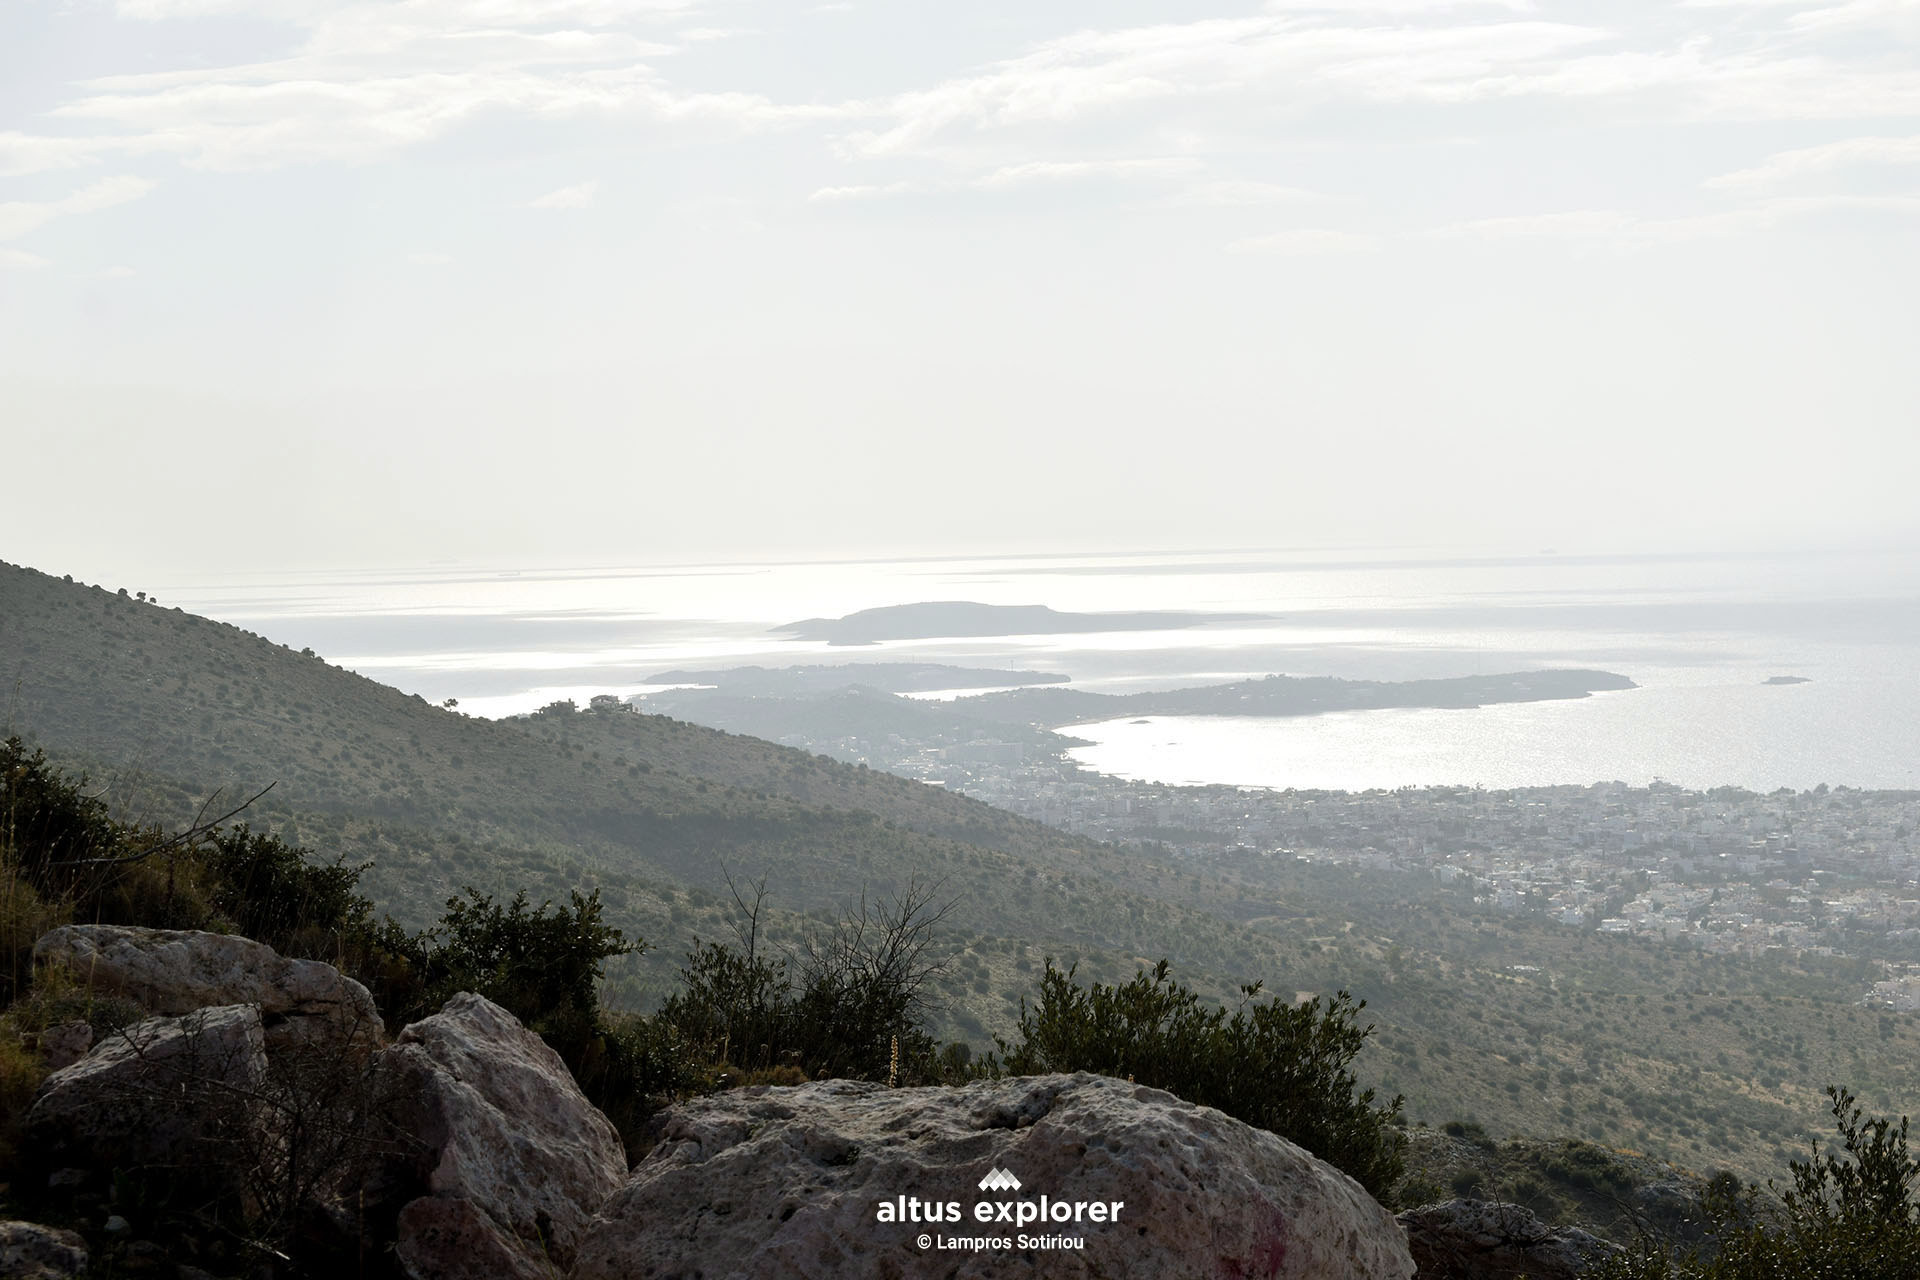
993;959;1404;1198
1598;1086;1920;1280
398;888;631;1056
201;823;374;958
658;876;959;1087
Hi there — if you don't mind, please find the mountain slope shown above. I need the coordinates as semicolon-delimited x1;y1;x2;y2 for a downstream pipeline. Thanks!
0;560;1292;1010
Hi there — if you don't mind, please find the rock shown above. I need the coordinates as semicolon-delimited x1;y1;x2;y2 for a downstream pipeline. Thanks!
34;925;382;1054
573;1072;1415;1280
1397;1199;1619;1280
26;1005;267;1183
377;993;626;1279
0;1220;88;1279
103;1215;131;1235
37;1020;92;1071
394;1198;558;1280
120;1238;167;1273
45;1167;88;1190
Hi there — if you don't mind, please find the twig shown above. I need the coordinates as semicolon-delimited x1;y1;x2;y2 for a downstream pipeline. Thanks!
50;780;278;867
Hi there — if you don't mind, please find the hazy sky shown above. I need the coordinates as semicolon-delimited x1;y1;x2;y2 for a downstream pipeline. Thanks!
4;0;1917;581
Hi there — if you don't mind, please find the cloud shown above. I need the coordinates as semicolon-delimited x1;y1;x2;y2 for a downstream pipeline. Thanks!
1164;179;1323;206
529;179;600;208
1227;227;1379;253
0;132;131;177
0;248;51;269
807;180;921;201
43;1;832;172
969;156;1201;187
408;251;454;264
841;16;1613;158
1429;194;1920;245
807;158;1199;202
1707;134;1920;188
0;175;158;243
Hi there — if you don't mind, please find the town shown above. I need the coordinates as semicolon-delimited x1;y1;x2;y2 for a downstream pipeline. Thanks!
736;720;1920;1009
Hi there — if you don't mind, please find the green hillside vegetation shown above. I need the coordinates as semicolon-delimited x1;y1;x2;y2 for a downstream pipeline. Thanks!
0;561;1295;1023
0;745;1403;1270
4;559;1917;1190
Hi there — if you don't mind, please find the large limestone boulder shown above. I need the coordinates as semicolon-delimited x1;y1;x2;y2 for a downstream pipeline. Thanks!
0;1221;88;1279
377;992;627;1280
25;1004;267;1181
1397;1199;1619;1280
34;925;382;1053
572;1072;1415;1280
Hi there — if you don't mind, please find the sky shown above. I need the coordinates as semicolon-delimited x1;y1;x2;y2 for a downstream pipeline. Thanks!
3;0;1917;582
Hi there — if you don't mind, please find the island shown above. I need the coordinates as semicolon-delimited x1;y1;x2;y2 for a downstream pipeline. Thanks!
775;601;1270;646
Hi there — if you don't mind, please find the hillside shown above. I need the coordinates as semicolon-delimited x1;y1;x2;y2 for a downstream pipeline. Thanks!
0;560;1293;1019
5;559;1918;1187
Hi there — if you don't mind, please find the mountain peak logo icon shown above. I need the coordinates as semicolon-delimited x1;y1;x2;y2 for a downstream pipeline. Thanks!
978;1167;1022;1192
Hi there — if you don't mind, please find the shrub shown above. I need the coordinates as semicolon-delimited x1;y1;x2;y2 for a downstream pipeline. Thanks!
201;824;374;958
658;876;959;1087
400;888;631;1053
993;959;1405;1198
1598;1086;1920;1280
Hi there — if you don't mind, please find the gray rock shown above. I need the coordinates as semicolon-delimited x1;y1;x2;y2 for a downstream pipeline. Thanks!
573;1072;1415;1280
34;925;382;1055
0;1220;88;1279
1397;1199;1620;1280
26;1004;267;1181
378;992;626;1280
36;1020;92;1071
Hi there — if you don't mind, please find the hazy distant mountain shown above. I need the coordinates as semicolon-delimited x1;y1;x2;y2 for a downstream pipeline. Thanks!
642;662;1068;696
776;601;1269;645
955;670;1638;726
0;559;1289;1011
6;559;1911;1186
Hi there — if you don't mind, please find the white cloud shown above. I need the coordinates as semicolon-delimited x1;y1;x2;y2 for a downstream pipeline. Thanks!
0;248;51;269
1164;179;1324;206
969;156;1201;187
408;250;454;264
0;132;128;177
529;179;600;208
0;175;158;243
1708;134;1920;188
842;16;1614;157
807;180;921;201
1228;227;1378;253
44;1;829;172
1430;194;1920;245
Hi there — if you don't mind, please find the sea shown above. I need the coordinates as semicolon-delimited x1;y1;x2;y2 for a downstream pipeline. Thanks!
149;545;1920;794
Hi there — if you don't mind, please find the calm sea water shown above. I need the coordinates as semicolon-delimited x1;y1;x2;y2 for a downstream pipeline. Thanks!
150;546;1920;793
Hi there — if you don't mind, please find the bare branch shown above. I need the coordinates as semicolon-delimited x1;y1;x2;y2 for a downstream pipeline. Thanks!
49;780;278;867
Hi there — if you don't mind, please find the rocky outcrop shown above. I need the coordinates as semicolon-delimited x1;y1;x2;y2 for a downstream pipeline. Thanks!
1397;1199;1619;1280
25;1004;267;1182
377;992;627;1280
34;1020;92;1071
0;1221;88;1279
34;925;382;1054
573;1072;1415;1280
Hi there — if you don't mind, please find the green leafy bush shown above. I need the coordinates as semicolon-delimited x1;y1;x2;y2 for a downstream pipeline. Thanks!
993;959;1405;1197
659;877;958;1086
1599;1086;1920;1280
201;823;374;957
